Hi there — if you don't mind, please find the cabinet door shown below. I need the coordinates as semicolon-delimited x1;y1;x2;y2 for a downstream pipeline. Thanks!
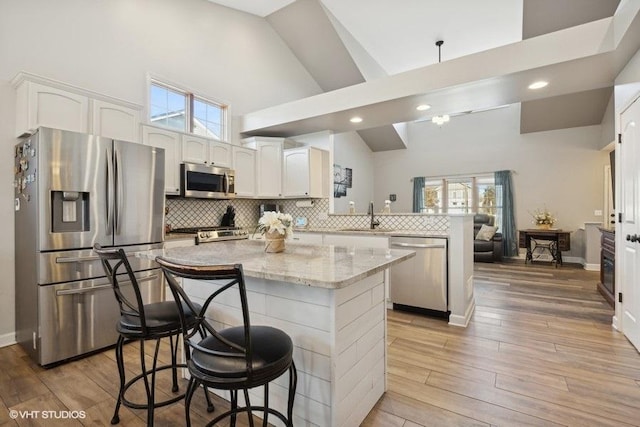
283;147;329;198
142;126;182;194
323;233;389;249
289;232;323;245
92;100;140;142
283;149;309;197
209;140;232;167
256;141;283;197
232;146;256;197
17;81;89;136
182;134;209;165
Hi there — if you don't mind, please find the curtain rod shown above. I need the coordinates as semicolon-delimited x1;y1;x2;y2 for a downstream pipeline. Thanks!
410;170;516;182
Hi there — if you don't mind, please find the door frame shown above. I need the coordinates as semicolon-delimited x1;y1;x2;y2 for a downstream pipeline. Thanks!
614;90;640;337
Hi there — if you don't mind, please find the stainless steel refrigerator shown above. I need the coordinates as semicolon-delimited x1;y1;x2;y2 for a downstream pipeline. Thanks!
14;127;166;366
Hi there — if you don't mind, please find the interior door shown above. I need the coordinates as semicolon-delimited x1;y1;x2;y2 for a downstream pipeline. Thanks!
620;96;640;351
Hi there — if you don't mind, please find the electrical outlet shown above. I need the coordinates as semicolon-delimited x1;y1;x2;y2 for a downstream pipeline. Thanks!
594;210;603;216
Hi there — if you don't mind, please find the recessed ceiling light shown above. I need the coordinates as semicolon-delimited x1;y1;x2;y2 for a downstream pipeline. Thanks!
416;104;431;111
350;116;363;123
528;81;548;90
432;114;450;125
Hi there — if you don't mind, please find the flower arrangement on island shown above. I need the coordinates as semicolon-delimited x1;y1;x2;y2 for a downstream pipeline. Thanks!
257;211;294;239
531;207;556;228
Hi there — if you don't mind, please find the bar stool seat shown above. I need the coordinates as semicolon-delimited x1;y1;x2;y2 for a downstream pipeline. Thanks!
94;245;213;426
191;326;293;382
156;256;297;427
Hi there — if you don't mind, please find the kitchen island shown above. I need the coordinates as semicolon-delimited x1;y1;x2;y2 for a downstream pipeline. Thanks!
139;239;414;427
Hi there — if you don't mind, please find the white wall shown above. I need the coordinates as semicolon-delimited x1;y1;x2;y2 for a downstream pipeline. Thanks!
0;0;322;343
371;104;608;259
332;131;375;214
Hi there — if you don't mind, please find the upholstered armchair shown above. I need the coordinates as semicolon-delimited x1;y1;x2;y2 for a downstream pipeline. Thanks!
473;214;503;262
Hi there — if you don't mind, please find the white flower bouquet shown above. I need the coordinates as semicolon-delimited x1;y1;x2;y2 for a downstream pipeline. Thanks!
257;211;294;239
531;207;556;226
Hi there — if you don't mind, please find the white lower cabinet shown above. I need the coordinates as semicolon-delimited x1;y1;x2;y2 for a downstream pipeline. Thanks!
142;125;182;195
322;233;389;248
289;232;323;245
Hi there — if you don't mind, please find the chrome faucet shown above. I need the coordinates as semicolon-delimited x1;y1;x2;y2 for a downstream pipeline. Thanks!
369;201;380;229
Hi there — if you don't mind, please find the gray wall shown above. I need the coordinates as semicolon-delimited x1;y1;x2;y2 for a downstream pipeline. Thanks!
367;104;608;259
332;131;375;214
0;0;322;344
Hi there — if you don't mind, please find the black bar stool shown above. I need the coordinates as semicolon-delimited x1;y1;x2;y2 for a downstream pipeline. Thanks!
156;256;297;427
94;244;213;426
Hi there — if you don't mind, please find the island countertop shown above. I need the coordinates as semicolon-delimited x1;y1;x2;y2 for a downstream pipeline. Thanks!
139;239;414;289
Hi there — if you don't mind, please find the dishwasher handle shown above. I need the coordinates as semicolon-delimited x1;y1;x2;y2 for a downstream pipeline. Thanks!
390;242;446;249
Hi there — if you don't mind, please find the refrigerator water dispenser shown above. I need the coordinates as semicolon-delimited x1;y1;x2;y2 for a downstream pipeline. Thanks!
51;191;90;232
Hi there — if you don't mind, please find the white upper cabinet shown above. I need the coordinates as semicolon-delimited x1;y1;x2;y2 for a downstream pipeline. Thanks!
15;80;89;137
142;125;182;195
243;137;299;198
209;140;232;167
283;147;329;198
181;134;209;164
182;135;232;167
232;146;256;197
12;74;144;142
91;100;141;142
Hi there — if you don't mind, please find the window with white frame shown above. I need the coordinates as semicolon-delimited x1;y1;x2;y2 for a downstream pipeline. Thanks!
149;80;227;140
420;174;502;230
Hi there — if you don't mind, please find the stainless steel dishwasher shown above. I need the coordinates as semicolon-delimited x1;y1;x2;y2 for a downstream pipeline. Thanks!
389;235;448;317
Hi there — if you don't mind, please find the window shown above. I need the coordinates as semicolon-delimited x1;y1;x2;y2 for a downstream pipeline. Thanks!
420;174;502;230
149;81;227;140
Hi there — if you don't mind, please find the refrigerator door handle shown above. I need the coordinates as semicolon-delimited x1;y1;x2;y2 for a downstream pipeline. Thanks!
115;147;124;235
54;273;160;296
106;148;114;235
56;255;100;263
56;283;113;296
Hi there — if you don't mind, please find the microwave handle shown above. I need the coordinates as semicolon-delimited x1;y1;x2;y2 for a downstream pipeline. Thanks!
224;172;229;194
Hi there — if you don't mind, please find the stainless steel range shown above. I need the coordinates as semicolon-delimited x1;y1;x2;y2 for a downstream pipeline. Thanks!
172;226;249;245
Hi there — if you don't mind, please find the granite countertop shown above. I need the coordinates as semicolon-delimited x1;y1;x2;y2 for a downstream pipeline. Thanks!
138;239;414;289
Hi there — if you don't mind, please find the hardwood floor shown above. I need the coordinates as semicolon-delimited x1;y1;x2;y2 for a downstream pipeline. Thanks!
363;261;640;427
1;260;639;426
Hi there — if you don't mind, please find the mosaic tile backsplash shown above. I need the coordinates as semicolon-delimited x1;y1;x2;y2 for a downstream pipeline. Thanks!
165;197;449;233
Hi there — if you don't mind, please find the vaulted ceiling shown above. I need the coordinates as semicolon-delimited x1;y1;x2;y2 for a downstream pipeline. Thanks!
206;0;634;151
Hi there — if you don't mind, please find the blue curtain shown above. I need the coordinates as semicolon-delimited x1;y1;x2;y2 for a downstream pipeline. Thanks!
412;177;425;213
495;170;517;257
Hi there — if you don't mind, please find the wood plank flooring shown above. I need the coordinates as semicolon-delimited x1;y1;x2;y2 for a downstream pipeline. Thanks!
363;261;640;427
1;260;639;426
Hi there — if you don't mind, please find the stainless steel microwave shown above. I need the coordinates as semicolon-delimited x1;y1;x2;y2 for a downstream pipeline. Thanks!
180;163;235;199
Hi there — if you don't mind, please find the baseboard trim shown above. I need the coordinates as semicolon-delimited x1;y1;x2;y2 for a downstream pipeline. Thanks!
584;263;600;271
0;332;16;348
449;299;475;328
